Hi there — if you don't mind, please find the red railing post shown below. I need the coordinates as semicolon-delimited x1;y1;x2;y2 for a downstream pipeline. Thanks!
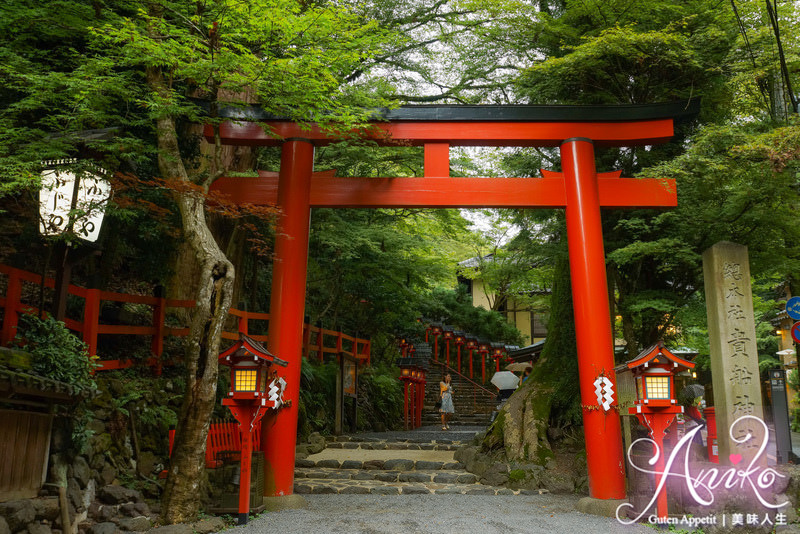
1;269;22;345
238;308;249;335
82;289;101;358
403;381;409;430
151;288;166;376
302;321;311;360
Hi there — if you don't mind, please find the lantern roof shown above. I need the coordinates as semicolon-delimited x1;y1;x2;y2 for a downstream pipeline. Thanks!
620;340;695;372
218;334;289;367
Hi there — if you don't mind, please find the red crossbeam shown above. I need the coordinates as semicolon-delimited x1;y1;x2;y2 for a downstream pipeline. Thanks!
211;172;676;209
206;119;675;147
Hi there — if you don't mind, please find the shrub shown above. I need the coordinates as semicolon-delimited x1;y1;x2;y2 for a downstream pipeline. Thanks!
15;313;95;393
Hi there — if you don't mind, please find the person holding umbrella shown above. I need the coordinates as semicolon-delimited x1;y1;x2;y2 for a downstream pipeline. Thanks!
679;383;706;458
439;373;455;430
520;366;533;386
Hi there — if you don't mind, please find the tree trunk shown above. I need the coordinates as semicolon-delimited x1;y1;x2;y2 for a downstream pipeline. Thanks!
146;66;235;524
160;191;234;524
480;231;578;463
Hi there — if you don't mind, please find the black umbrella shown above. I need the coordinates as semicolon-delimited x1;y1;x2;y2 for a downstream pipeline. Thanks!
679;383;705;404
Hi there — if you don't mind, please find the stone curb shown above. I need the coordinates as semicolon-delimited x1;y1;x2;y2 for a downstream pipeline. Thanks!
293;478;550;496
323;441;461;451
294;468;477;484
295;459;465;470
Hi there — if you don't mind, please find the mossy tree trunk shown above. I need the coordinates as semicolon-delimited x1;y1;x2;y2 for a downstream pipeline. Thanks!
481;230;580;463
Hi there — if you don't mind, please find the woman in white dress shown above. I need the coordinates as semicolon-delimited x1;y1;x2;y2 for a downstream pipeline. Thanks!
439;373;455;430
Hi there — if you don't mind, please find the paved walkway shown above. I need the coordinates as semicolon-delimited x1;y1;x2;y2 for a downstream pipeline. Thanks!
250;425;650;533
231;495;652;534
228;426;800;533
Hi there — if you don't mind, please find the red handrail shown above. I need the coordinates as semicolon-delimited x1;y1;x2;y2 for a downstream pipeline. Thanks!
429;359;496;397
0;264;370;371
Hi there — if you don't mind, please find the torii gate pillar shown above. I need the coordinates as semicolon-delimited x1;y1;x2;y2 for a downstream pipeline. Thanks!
561;138;625;499
262;139;314;497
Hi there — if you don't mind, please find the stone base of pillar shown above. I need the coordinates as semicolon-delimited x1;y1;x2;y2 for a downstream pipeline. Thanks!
261;495;308;512
576;497;628;518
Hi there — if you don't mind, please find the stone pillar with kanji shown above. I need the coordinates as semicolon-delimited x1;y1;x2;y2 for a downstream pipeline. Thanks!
703;241;765;465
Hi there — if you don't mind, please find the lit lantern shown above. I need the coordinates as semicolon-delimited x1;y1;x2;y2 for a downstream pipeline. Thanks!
626;342;693;409
618;340;695;518
219;334;287;400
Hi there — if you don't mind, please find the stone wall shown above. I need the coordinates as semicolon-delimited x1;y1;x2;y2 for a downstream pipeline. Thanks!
0;375;185;534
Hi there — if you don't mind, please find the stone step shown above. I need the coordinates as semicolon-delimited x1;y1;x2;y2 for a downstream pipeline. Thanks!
293;477;538;496
322;441;461;451
295;458;465;470
422;416;492;425
295;467;475;483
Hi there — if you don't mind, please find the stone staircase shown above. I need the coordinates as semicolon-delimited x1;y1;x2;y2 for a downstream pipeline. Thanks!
421;361;498;426
294;433;535;495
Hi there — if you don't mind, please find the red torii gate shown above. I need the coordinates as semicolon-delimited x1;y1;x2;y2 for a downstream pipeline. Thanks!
207;101;697;503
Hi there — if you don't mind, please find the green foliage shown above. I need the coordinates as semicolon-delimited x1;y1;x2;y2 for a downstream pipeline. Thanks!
111;388;178;435
419;286;524;345
457;210;553;316
508;469;526;483
12;313;97;454
532;236;581;427
14;313;95;392
356;364;404;432
298;360;339;438
297;359;405;438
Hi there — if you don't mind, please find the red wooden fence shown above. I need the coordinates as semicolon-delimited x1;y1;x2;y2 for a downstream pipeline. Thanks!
167;420;262;469
0;264;370;371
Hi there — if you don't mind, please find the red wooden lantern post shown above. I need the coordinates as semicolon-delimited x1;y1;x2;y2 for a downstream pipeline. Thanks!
442;328;454;368
465;337;478;379
398;337;409;358
491;343;505;373
478;340;490;383
219;334;288;525
399;365;413;430
430;323;443;362
454;331;465;374
414;368;426;427
619;341;695;518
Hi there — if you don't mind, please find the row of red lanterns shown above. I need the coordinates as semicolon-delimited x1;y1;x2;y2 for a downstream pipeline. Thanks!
398;322;517;383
